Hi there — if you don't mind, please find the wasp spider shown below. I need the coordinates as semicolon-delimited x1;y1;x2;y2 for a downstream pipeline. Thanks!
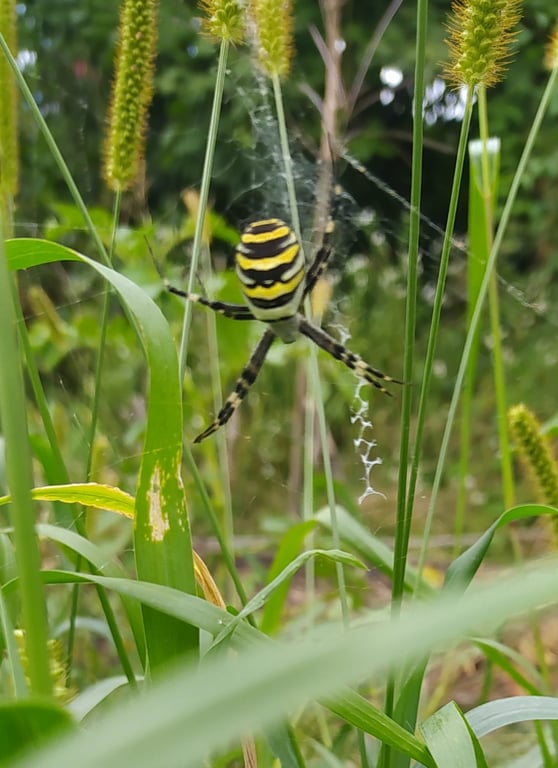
168;206;401;443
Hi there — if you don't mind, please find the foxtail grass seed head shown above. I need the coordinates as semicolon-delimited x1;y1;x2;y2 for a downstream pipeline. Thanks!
13;630;74;703
444;0;522;89
103;0;158;192
0;0;19;196
249;0;294;78
508;403;558;508
199;0;245;43
544;20;558;71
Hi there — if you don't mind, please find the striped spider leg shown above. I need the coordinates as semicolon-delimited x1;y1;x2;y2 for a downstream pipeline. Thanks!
193;328;276;443
165;285;255;321
298;318;402;394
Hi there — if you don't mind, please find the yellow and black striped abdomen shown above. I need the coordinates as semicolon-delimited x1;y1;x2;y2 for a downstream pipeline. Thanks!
235;218;305;322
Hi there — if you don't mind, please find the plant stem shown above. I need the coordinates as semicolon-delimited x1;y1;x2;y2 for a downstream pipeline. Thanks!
0;225;52;696
178;39;229;379
477;87;514;510
0;34;109;267
384;0;428;754
412;94;474;583
421;65;558;573
272;72;349;623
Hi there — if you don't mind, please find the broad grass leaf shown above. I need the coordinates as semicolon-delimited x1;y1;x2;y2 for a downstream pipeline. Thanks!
6;238;197;667
421;701;488;768
466;696;558;739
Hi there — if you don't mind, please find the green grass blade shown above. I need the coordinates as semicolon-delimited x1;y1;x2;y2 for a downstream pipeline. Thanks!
466;696;558;739
6;238;198;667
260;520;318;635
68;677;130;722
0;483;134;516
10;560;558;768
315;505;433;594
0;235;52;695
210;548;365;649
421;701;488;768
36;523;144;664
0;700;74;764
472;638;544;695
0;587;28;697
326;690;434;767
266;724;306;768
444;504;557;590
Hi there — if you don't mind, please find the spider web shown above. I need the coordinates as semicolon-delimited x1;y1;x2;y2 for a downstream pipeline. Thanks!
16;4;558;513
233;75;558;506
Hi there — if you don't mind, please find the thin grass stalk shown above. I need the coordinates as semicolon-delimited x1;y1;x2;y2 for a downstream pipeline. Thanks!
85;188;120;482
422;64;558;571
2;24;153;682
306;0;341;630
416;0;522;597
390;0;428;602
272;72;349;623
201;263;234;585
65;565;137;688
411;95;474;585
534;720;553;765
101;11;170;666
178;38;229;379
271;75;318;612
0;227;52;696
65;190;138;686
252;0;350;626
0;16;52;691
383;0;428;753
303;372;316;620
12;299;74;526
307;354;349;623
0;590;27;696
183;445;252;614
454;135;498;556
204;302;235;556
8;247;135;688
531;619;558;763
0;35;110;267
182;187;234;590
0;0;18;236
454;376;473;556
174;38;236;588
476;87;514;509
168;31;236;584
2;27;112;527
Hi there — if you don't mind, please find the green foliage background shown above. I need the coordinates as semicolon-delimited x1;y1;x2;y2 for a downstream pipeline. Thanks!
1;0;558;765
13;0;558;524
19;0;557;245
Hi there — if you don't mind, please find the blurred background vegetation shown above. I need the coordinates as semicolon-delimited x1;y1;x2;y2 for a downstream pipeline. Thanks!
13;0;558;545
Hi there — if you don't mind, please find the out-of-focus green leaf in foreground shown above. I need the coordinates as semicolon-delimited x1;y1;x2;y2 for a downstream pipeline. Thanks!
4;560;558;768
0;700;74;764
421;701;488;768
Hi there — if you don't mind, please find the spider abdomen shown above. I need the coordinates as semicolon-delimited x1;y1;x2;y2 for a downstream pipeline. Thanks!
235;218;305;322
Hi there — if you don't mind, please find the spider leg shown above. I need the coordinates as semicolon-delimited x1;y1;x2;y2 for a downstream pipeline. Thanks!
166;282;254;320
194;328;276;443
298;317;403;394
